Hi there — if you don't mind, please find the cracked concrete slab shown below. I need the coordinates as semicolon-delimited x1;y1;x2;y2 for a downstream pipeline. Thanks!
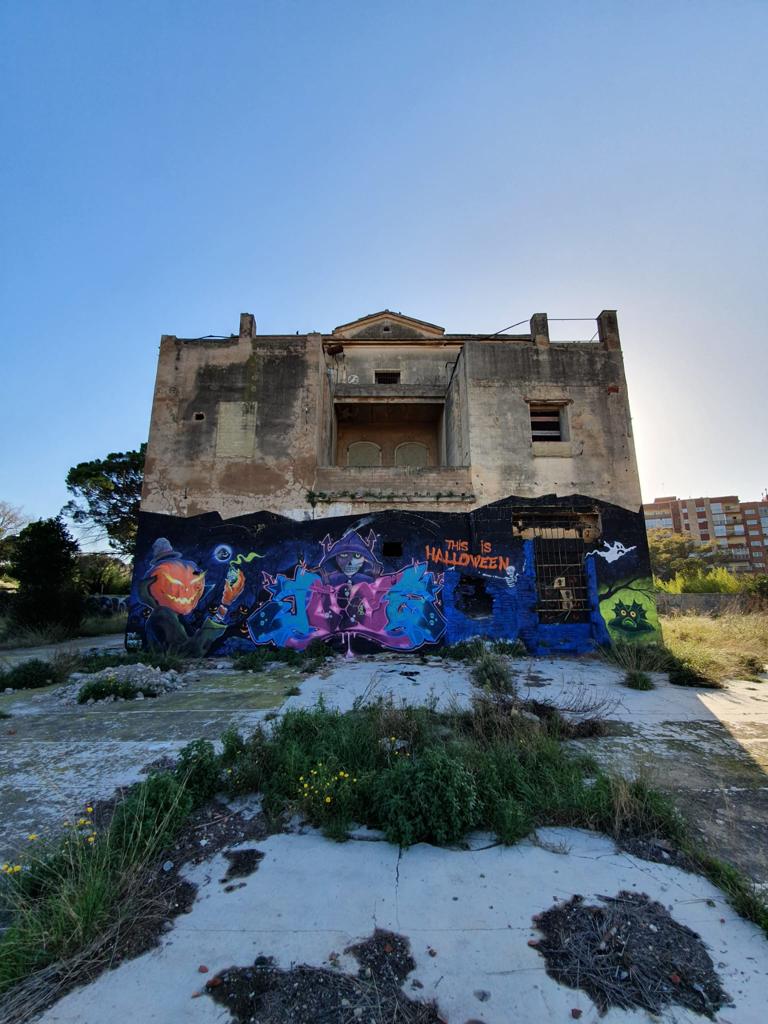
36;828;768;1024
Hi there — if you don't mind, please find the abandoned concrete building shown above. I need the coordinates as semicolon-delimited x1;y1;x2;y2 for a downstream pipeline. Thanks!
128;309;657;657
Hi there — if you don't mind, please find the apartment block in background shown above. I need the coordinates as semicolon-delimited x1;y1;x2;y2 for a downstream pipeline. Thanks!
644;495;768;574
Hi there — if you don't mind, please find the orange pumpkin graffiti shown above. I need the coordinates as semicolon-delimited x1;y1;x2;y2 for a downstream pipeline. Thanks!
148;560;206;614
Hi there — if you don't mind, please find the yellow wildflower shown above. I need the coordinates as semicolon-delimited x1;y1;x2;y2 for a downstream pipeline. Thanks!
324;796;332;804
86;806;93;813
27;834;38;841
86;836;95;844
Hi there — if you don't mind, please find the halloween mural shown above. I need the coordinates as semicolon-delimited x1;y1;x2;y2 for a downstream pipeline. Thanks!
126;495;658;657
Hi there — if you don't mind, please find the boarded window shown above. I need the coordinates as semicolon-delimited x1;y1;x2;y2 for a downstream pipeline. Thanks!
215;401;257;458
374;371;401;384
347;441;382;467
394;442;429;467
529;404;563;442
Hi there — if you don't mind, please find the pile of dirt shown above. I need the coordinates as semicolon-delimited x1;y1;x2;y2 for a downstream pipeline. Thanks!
531;891;729;1018
204;929;441;1023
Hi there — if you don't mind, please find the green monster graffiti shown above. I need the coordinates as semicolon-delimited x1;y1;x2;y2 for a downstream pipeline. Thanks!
598;576;660;644
609;598;654;633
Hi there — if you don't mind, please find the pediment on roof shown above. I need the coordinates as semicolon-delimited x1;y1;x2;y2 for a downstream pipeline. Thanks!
331;310;445;340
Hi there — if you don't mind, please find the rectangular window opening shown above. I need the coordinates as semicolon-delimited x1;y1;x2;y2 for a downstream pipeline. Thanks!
530;403;564;442
533;536;591;623
382;541;403;557
375;370;401;385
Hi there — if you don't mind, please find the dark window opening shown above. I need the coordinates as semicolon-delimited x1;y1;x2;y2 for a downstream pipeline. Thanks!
454;574;494;619
193;412;205;421
382;541;403;557
533;537;591;623
530;404;563;442
375;370;401;384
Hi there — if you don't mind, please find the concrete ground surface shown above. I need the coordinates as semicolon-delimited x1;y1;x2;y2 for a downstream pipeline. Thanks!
1;648;767;1021
0;633;124;668
37;828;768;1024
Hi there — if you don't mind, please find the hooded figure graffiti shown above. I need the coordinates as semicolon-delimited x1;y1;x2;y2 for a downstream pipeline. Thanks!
247;529;445;652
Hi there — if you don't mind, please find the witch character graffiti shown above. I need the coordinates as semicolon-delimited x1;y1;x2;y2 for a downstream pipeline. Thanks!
247;529;446;653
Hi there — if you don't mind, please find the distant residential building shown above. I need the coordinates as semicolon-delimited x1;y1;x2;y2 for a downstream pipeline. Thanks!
643;495;768;574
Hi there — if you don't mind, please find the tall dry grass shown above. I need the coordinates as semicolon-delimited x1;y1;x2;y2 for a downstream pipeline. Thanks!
661;611;768;682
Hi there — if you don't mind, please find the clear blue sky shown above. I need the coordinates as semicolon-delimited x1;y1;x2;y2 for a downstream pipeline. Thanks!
1;0;766;530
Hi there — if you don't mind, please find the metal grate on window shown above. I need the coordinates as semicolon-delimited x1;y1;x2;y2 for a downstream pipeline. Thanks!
530;404;562;442
533;536;591;623
374;371;401;385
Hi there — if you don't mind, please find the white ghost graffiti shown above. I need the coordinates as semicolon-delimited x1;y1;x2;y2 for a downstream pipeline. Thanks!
589;540;637;563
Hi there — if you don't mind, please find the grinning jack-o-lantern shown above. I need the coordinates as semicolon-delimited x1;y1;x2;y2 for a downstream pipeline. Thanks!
148;560;206;614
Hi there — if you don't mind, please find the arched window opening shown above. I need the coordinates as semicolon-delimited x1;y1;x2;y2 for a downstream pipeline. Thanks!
347;441;382;467
394;442;429;468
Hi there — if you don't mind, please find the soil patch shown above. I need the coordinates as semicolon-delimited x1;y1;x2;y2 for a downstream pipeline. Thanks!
618;836;698;873
532;891;729;1018
222;847;265;881
205;929;440;1023
345;928;416;983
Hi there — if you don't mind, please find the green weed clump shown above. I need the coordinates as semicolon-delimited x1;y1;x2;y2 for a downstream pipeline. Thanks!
600;640;672;673
109;773;193;854
0;659;62;690
0;772;193;997
174;739;220;806
77;676;157;703
234;639;333;674
220;727;267;795
624;670;655;691
379;747;478;846
441;639;485;661
471;648;516;694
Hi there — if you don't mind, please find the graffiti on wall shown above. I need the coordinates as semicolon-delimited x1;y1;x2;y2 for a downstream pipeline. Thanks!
127;496;659;656
597;577;659;643
131;528;445;655
247;529;445;652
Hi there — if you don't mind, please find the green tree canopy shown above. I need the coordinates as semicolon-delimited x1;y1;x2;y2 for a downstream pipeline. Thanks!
77;552;132;595
9;518;83;629
63;445;145;557
647;528;730;581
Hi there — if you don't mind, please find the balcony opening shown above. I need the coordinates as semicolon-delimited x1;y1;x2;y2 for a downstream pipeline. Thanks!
334;401;442;467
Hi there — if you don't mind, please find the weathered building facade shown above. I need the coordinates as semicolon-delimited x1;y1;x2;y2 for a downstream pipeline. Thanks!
129;310;656;656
